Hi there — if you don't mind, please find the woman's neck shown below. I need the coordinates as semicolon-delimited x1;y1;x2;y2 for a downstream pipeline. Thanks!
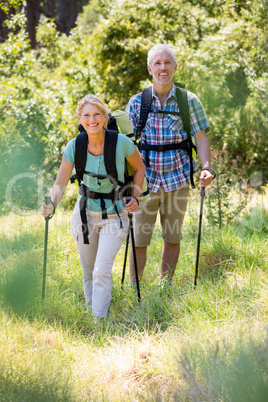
87;129;105;155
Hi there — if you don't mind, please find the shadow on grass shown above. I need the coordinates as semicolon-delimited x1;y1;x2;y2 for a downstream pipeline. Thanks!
177;329;268;401
1;256;41;317
0;229;44;314
0;231;43;260
0;230;71;323
0;359;73;401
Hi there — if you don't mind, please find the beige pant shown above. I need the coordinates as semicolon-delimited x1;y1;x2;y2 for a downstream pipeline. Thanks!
72;204;128;317
133;185;189;246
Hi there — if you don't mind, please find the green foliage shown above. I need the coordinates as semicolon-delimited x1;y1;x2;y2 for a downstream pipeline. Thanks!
177;8;268;179
88;0;227;107
0;0;267;214
239;204;268;236
206;151;250;228
88;0;268;177
0;0;22;13
76;0;104;34
0;15;93;213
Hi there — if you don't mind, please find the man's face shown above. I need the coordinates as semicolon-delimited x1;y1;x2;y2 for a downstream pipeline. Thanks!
147;49;177;86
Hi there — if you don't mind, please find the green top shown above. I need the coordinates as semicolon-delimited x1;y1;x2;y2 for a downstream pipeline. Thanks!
62;133;135;214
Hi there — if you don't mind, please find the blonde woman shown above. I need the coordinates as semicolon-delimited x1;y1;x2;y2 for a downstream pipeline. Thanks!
41;95;145;317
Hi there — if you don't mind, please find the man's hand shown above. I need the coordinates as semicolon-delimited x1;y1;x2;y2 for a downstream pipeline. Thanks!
200;167;216;187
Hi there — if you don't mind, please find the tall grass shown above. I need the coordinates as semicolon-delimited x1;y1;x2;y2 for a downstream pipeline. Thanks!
0;192;267;401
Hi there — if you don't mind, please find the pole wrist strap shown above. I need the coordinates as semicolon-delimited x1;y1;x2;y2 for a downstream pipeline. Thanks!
201;167;216;179
132;196;139;205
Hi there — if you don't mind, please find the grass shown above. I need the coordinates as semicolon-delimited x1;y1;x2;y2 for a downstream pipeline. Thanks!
0;190;267;401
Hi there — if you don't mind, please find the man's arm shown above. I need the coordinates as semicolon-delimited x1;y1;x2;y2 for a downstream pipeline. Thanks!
195;129;213;187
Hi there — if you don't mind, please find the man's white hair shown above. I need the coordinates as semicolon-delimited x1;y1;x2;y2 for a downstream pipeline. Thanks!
147;44;177;67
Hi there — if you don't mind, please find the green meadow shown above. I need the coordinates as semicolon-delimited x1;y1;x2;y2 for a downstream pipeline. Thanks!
1;1;268;399
0;189;267;401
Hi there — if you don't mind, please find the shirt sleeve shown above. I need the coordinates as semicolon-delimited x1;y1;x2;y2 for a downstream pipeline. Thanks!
62;138;76;164
118;134;135;158
125;93;142;131
188;92;210;135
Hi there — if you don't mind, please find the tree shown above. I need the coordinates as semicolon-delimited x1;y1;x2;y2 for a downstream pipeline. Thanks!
45;0;56;16
0;8;10;41
0;0;90;48
58;0;77;34
26;0;40;48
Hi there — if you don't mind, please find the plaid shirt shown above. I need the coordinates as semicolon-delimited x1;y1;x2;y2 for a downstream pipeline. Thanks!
125;84;210;193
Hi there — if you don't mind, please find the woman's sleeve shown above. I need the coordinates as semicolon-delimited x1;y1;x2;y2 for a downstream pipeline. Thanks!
122;135;135;158
62;138;76;164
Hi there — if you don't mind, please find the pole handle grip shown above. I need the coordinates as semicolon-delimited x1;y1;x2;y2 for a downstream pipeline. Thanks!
45;195;51;205
44;196;54;220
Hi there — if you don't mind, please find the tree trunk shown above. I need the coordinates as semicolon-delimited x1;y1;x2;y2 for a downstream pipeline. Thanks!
26;0;40;48
45;0;56;18
0;9;9;42
58;0;77;35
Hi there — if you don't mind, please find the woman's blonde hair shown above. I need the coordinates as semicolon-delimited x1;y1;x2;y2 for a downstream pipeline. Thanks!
76;94;110;128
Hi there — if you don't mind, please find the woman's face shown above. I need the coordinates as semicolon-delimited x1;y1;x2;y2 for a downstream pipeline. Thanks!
78;103;107;135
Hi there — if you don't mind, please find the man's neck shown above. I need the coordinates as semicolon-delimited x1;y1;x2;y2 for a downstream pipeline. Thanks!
153;81;174;107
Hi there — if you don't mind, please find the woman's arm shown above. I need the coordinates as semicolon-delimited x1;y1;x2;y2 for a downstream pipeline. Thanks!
41;156;74;217
125;148;146;213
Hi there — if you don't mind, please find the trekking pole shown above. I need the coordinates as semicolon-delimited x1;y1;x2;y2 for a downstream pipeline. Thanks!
128;213;141;303
121;226;130;286
42;196;52;299
194;186;205;288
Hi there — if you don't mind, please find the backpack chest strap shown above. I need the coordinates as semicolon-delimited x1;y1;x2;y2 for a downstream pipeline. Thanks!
140;139;196;168
140;139;190;153
78;184;121;201
78;184;123;244
151;110;182;117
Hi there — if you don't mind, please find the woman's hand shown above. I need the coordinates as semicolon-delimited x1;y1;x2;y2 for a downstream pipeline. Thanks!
124;196;139;214
40;202;55;218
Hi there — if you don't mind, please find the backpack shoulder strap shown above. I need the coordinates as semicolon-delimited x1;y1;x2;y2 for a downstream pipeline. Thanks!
175;86;196;189
175;86;190;139
137;86;153;134
75;127;88;182
103;129;119;181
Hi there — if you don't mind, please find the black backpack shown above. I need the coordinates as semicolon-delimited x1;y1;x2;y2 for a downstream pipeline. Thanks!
136;84;196;189
72;115;119;184
71;114;149;244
